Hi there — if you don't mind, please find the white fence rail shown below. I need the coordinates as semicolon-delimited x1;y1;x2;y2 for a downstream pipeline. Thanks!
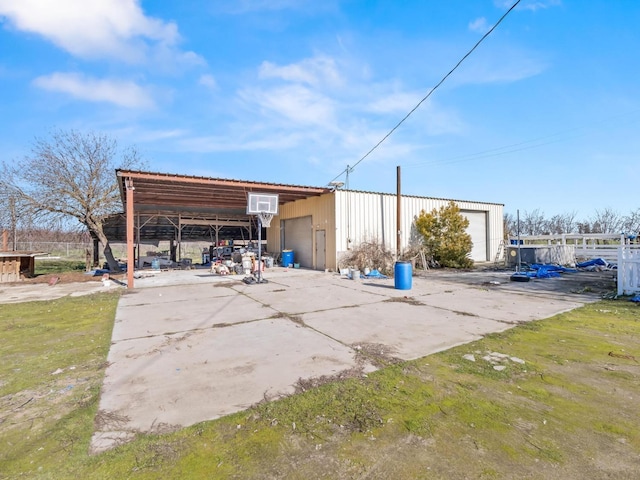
618;246;640;296
509;234;629;263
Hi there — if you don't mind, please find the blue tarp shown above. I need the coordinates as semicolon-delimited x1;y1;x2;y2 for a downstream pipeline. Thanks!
576;258;608;268
84;268;113;276
364;269;388;279
630;296;640;303
521;264;578;278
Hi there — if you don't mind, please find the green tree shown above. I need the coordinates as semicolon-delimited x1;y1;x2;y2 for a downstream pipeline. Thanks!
415;201;473;268
0;129;145;271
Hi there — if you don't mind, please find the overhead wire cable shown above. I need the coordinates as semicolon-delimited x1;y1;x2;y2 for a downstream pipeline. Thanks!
404;108;640;169
328;0;522;185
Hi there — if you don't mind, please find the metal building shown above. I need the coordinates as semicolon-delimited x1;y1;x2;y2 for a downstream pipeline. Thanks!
111;170;503;287
268;189;503;271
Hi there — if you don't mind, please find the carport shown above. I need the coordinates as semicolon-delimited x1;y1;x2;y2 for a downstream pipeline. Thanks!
112;170;329;288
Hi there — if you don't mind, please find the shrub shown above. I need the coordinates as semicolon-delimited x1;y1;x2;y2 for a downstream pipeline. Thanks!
415;201;474;269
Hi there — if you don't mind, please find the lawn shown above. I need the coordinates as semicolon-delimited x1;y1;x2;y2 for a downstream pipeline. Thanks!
1;293;639;479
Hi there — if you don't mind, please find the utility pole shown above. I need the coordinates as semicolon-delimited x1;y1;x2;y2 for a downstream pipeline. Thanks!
396;165;401;259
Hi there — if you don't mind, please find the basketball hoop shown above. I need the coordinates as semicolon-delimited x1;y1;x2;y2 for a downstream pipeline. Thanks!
258;212;273;228
246;192;279;285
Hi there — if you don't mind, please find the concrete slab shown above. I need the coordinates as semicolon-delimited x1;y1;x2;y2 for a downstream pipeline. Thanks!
118;282;242;308
90;267;608;453
112;291;277;341
414;287;585;323
244;282;386;315
0;281;107;303
93;316;361;452
302;301;514;361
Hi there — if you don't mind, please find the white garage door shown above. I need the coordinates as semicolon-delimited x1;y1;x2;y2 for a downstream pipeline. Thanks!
283;216;313;268
462;211;488;262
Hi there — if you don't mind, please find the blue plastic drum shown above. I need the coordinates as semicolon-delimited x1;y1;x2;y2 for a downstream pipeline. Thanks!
281;249;294;267
394;261;412;290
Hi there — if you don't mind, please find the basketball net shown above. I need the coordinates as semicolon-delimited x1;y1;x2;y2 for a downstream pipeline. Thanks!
258;212;273;228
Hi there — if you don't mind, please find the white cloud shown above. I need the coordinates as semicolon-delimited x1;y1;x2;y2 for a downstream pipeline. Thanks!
367;91;423;114
199;74;217;89
240;84;336;126
136;129;186;142
468;17;489;34
366;92;464;136
33;72;154;108
177;131;305;153
0;0;202;66
259;56;342;88
453;47;547;85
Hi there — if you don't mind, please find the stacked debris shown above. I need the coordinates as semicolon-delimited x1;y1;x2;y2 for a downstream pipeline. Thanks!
339;240;395;276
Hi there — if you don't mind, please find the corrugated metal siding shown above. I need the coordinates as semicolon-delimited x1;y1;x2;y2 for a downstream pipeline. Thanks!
335;191;503;263
270;190;503;268
267;193;337;270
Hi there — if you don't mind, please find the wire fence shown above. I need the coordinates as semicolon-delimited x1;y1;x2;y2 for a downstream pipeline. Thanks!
13;240;264;265
15;242;93;260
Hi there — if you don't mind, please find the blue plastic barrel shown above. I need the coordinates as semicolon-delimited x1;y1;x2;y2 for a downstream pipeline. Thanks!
151;258;161;271
281;249;294;267
394;261;412;290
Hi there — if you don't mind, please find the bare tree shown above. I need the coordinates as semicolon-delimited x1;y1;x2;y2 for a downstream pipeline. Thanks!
622;209;640;235
547;211;577;234
0;192;28;251
503;212;516;238
520;209;547;235
546;214;563;234
589;207;623;234
0;129;145;271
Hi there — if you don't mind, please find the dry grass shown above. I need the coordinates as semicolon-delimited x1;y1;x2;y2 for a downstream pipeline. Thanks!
339;240;395;276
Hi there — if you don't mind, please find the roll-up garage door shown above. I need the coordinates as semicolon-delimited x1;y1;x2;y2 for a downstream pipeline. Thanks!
283;216;313;268
461;211;488;262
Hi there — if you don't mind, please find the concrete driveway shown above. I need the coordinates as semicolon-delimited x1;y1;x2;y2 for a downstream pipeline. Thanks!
90;267;603;453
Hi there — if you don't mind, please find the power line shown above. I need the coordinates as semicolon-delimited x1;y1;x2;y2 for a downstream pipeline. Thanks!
328;0;522;185
404;109;640;169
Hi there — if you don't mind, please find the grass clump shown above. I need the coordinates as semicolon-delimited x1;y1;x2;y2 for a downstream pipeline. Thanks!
0;292;120;478
34;259;87;275
1;296;639;479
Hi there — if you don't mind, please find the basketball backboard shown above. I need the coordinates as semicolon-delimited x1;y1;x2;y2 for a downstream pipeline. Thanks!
246;192;279;215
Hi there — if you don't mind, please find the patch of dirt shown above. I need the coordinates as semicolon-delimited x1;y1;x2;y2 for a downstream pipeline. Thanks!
418;266;618;298
0;271;124;304
383;296;424;306
1;376;94;436
22;271;123;285
353;342;403;368
294;367;365;393
293;344;403;394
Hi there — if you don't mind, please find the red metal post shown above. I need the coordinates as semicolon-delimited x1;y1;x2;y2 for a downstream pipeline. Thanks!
126;177;135;288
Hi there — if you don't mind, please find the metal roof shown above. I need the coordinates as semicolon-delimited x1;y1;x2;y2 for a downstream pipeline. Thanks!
104;170;331;243
116;170;330;215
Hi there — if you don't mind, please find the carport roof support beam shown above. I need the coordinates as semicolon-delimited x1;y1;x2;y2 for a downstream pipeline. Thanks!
125;177;135;288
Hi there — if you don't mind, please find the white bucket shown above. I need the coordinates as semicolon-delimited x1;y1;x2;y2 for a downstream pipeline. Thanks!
351;269;360;280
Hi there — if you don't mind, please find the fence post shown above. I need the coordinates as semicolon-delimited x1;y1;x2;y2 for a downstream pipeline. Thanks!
617;246;623;296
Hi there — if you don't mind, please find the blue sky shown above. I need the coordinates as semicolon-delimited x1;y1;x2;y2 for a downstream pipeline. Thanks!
1;0;638;219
